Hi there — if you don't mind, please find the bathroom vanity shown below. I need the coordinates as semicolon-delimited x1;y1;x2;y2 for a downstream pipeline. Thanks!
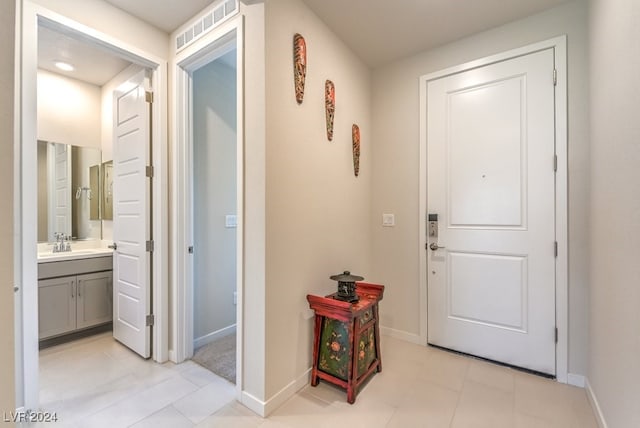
36;139;116;343
38;250;113;341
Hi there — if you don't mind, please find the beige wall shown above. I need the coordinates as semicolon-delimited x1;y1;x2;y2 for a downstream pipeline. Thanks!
588;0;640;426
370;0;590;376
1;0;16;417
264;0;372;398
37;69;101;149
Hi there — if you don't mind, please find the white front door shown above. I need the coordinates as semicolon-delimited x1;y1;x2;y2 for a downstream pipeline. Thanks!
427;49;556;375
112;69;152;358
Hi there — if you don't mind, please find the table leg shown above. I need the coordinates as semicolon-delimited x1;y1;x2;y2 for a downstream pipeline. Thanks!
346;319;357;404
373;304;382;373
311;315;322;386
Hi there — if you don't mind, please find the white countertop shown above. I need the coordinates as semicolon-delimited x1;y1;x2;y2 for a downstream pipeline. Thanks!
37;241;114;263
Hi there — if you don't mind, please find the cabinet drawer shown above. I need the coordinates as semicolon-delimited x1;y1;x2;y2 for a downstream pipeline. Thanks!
358;307;374;327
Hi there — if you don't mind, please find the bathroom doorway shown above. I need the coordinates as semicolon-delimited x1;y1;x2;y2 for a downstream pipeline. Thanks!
17;4;168;411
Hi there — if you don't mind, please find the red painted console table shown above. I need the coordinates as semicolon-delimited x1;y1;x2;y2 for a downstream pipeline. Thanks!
307;282;384;404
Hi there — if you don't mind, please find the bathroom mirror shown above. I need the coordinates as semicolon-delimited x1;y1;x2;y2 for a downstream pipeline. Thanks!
37;140;104;243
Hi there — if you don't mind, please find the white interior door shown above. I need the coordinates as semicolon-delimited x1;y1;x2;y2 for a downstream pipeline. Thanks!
48;142;71;240
427;49;556;375
112;69;152;358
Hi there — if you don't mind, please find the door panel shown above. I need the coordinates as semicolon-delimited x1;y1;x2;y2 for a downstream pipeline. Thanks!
427;49;556;374
449;252;527;331
112;69;152;358
448;76;525;227
38;277;76;339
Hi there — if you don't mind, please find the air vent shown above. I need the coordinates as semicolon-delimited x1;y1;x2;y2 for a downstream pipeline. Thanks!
175;0;239;52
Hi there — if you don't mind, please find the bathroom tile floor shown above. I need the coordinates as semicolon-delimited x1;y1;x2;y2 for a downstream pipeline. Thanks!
22;332;598;427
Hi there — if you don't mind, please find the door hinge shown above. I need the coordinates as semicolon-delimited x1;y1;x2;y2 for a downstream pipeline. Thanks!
554;241;558;257
555;327;558;343
553;69;557;86
146;165;154;178
146;240;154;252
145;91;154;103
146;314;155;326
554;154;558;172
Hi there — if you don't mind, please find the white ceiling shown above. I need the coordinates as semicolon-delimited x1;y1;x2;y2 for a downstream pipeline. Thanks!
100;0;573;67
38;25;132;86
300;0;574;67
38;0;575;83
103;0;215;33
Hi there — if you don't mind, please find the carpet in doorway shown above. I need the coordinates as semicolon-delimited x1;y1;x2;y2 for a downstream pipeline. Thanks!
192;333;236;384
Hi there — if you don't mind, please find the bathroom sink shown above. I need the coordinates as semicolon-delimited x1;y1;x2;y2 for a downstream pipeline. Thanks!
37;247;113;262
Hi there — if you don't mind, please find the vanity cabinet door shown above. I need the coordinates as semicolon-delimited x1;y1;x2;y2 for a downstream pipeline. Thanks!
76;271;113;329
38;276;76;339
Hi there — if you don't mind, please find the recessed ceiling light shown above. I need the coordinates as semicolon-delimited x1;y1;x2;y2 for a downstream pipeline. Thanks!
54;61;74;71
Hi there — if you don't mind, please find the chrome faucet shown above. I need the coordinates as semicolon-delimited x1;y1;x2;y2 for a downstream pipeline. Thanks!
52;232;62;253
52;233;72;253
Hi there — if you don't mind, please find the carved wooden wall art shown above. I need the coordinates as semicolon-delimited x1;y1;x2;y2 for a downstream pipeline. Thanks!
325;80;335;141
293;33;307;104
352;124;360;177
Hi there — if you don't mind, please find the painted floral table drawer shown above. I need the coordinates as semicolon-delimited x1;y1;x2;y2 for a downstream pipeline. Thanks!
318;318;378;381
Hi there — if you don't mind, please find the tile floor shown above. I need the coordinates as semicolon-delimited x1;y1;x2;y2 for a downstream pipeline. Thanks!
23;332;598;427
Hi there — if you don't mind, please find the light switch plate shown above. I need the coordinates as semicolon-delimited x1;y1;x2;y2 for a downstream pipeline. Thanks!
382;213;395;227
225;214;237;228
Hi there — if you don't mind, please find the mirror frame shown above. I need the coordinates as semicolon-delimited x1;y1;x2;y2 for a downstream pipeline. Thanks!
101;160;113;220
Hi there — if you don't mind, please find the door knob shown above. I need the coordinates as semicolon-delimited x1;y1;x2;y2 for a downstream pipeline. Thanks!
108;243;117;250
429;242;445;251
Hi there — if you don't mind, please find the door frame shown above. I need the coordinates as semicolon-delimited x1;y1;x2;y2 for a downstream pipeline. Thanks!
172;16;244;398
16;2;169;410
418;36;568;383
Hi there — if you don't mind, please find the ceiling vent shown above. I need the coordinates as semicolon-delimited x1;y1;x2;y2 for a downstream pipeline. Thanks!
175;0;238;52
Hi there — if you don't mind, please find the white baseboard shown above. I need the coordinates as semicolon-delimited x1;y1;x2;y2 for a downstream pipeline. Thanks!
567;373;585;388
240;368;311;417
380;326;425;345
240;390;266;417
264;368;311;416
194;324;236;349
585;377;609;428
168;349;177;363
